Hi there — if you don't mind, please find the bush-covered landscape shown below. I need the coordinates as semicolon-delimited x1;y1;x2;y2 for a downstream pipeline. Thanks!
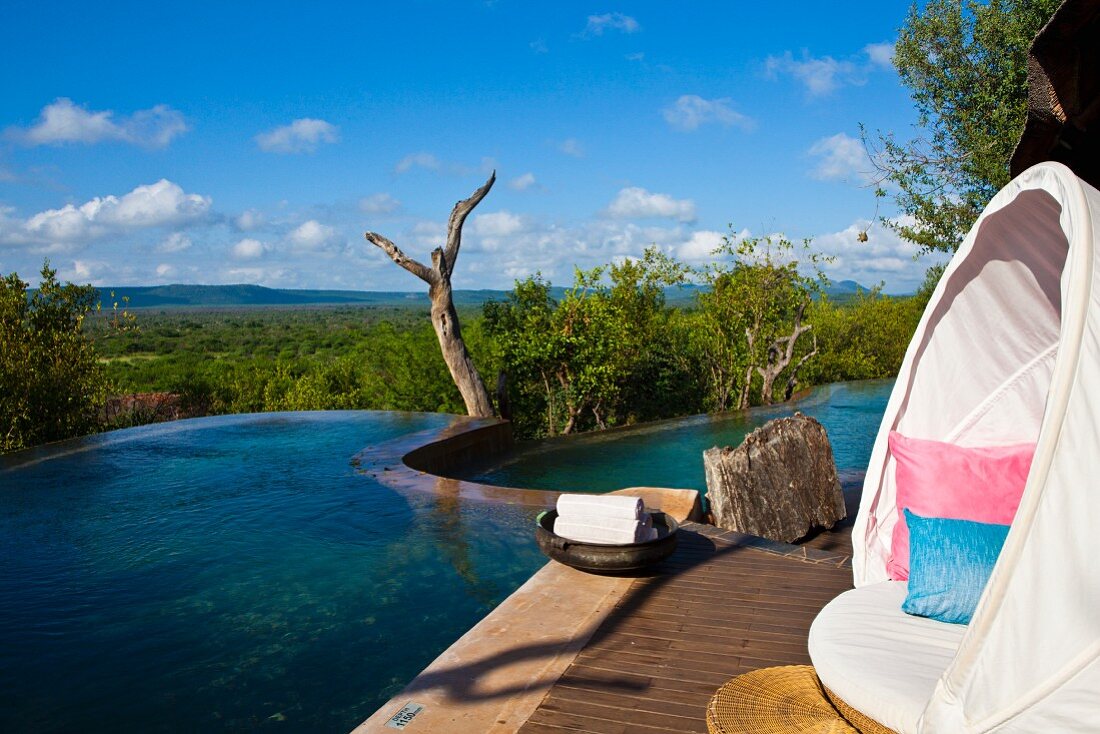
2;231;927;452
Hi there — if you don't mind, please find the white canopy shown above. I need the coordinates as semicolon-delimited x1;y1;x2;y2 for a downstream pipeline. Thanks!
850;162;1100;731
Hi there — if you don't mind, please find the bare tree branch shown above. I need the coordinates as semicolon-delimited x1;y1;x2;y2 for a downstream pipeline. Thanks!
364;231;435;285
444;171;496;269
363;180;496;417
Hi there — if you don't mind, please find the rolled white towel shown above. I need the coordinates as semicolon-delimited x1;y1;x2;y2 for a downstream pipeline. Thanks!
554;515;657;545
556;493;643;521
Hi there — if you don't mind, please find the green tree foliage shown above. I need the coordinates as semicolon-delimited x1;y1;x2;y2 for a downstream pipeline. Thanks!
1;262;108;452
693;231;830;410
484;247;699;437
72;249;926;444
805;290;926;384
873;0;1059;255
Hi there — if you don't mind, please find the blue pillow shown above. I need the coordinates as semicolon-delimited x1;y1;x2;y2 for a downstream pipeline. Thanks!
901;509;1011;625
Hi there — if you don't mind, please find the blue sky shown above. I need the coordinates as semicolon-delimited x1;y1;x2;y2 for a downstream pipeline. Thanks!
0;1;944;293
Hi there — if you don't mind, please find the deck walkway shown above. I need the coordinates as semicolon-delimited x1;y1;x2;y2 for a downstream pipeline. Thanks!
517;524;855;734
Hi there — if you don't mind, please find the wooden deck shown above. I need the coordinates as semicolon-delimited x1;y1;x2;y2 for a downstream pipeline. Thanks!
517;524;855;734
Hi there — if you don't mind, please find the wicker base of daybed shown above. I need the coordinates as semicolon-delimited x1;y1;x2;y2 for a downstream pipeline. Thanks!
705;665;899;734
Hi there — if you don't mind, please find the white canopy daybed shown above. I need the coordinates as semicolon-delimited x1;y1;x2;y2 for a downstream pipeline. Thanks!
809;162;1100;733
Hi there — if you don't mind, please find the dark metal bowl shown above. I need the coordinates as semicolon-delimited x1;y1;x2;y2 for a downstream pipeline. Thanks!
535;509;679;573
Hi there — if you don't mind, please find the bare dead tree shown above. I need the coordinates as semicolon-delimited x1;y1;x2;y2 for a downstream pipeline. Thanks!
365;173;496;417
757;300;816;405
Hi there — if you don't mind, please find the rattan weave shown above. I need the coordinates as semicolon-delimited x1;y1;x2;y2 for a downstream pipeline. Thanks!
705;665;859;734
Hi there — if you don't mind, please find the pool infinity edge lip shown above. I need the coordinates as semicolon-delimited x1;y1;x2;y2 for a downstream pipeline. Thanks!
353;414;565;507
354;414;704;524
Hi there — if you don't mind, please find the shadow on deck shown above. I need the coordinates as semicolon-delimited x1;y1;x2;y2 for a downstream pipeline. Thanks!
517;525;854;734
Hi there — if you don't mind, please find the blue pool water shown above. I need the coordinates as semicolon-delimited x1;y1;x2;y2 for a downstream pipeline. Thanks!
458;380;894;493
0;382;893;733
0;412;546;733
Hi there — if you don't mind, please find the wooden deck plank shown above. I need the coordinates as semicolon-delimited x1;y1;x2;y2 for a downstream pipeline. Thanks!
517;524;853;734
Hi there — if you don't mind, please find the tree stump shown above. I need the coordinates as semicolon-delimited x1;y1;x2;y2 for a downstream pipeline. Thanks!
703;412;845;543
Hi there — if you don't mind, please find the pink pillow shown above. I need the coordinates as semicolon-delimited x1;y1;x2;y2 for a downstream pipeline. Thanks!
887;431;1034;581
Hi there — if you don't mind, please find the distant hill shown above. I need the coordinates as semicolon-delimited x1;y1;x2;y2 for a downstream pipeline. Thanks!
88;280;876;310
92;284;507;309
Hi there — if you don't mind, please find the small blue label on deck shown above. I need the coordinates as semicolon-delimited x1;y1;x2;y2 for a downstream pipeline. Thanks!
385;702;424;729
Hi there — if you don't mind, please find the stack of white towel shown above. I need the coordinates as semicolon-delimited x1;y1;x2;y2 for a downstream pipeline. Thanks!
553;494;658;544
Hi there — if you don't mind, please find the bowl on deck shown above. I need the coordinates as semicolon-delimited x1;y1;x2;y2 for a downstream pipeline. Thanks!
535;509;679;573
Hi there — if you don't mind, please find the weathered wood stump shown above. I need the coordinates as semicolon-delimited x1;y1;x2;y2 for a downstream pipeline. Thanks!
703;412;845;543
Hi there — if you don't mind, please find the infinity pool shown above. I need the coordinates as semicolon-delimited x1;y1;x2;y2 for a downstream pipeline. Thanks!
0;381;892;733
0;412;546;733
457;380;893;493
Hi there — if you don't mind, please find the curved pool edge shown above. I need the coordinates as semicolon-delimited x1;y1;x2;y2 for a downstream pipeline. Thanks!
354;415;564;508
354;415;705;522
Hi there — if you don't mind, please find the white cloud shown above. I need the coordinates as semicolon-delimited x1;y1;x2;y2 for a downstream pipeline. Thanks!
1;180;211;251
662;95;754;132
865;42;895;70
288;219;340;252
232;238;268;260
8;98;188;148
157;232;193;253
395;151;442;174
254;118;339;154
235;209;265;231
582;12;640;36
530;39;548;54
606;187;696;223
676;230;726;263
220;266;298;287
625;52;645;62
557;138;584;158
473;211;526;238
155;263;176;278
509;172;537;191
359;193;402;214
808;132;872;182
812;218;948;292
409;220;446;249
764;51;862;96
60;259;111;283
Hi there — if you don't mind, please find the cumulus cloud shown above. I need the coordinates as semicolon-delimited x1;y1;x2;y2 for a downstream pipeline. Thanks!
582;12;640;36
288;219;341;252
472;211;526;238
8;98;188;148
395;151;442;174
155;263;176;279
60;259;112;283
254;118;339;154
232;238;268;260
157;232;193;253
808;132;872;182
409;220;446;249
865;42;895;69
359;193;402;214
235;209;265;231
454;218;719;288
606;187;696;223
509;172;537;191
0;179;211;251
662;95;754;132
219;265;299;287
812;218;947;292
764;51;864;96
675;230;726;263
557;138;584;158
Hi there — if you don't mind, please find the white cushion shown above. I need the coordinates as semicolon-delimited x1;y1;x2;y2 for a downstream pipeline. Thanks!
808;581;966;734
